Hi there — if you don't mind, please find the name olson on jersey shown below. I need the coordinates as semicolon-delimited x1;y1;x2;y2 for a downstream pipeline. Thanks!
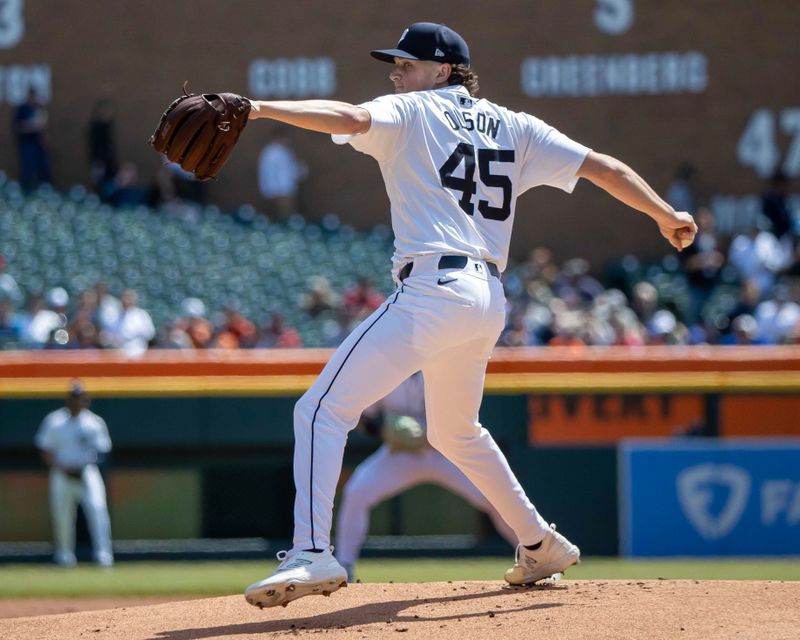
442;109;501;139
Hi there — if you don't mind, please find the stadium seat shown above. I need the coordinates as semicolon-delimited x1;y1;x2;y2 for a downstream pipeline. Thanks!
0;185;396;339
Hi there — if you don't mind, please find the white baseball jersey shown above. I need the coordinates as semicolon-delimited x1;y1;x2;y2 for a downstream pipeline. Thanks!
362;370;426;428
334;84;590;274
35;408;112;469
291;84;584;557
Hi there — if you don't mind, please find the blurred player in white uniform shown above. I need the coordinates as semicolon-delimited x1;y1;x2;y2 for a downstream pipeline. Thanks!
244;22;696;607
35;382;114;567
335;371;516;579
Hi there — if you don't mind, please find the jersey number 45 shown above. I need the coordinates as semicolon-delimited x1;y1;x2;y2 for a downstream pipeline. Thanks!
438;143;515;221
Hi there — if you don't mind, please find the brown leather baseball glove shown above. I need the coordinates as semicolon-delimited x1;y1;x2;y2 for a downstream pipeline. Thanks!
149;84;251;181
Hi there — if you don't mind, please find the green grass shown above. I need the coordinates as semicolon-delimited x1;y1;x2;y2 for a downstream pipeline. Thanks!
357;557;800;583
1;557;799;598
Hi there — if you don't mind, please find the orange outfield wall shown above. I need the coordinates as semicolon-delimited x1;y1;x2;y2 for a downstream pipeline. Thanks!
721;394;800;437
0;345;798;396
1;346;798;442
0;346;799;396
528;394;706;444
527;393;800;443
0;345;798;379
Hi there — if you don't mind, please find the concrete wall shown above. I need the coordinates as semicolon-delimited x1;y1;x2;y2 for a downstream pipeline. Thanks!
1;1;798;266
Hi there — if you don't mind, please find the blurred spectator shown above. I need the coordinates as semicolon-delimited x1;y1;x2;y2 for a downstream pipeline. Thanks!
760;169;794;241
256;313;302;348
788;243;800;278
548;304;586;347
517;246;558;285
499;312;532;347
0;297;23;345
25;287;69;347
12;88;52;192
16;293;42;346
148;163;178;209
88;98;118;193
92;280;121;329
300;276;339;318
679;206;725;324
258;127;307;218
73;289;98;318
665;162;697;214
552;257;604;304
610;308;646;346
591;288;637;346
148;162;206;217
182;297;214;348
687;316;723;346
631;281;659;326
67;290;101;350
100;289;155;356
646;309;688;345
583;309;614;346
69;322;102;350
754;278;800;344
172;297;214;349
213;303;257;349
159;321;193;349
342;277;384;321
604;254;643;294
325;305;360;347
720;314;765;346
105;163;148;207
518;279;555;344
0;254;23;305
725;279;762;330
728;224;792;296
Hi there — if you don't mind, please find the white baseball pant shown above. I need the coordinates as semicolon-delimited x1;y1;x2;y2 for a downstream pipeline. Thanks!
49;465;113;565
334;444;517;566
291;255;549;553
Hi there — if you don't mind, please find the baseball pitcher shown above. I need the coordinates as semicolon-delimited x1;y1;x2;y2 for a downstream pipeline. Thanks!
243;22;696;608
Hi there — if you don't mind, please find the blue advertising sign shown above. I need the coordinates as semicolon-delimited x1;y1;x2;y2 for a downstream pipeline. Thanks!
619;439;800;556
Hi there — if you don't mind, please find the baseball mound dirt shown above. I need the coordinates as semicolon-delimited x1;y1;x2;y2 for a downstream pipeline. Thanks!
1;580;798;640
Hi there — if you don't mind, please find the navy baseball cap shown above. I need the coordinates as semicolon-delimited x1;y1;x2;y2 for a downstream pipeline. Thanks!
69;380;86;397
371;22;470;66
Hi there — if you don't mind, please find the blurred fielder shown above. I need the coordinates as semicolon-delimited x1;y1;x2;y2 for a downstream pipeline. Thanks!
35;381;113;567
244;22;696;607
334;371;516;580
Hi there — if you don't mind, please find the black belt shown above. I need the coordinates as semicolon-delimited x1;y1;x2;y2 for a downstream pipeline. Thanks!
399;255;500;281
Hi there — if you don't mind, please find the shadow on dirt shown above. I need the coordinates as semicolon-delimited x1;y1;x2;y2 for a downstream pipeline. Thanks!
150;584;565;639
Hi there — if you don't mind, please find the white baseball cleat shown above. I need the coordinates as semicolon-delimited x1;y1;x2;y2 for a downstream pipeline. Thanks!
244;548;348;609
504;523;580;586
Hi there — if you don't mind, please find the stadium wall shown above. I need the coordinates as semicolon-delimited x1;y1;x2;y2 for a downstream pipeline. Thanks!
0;347;798;554
1;2;798;266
